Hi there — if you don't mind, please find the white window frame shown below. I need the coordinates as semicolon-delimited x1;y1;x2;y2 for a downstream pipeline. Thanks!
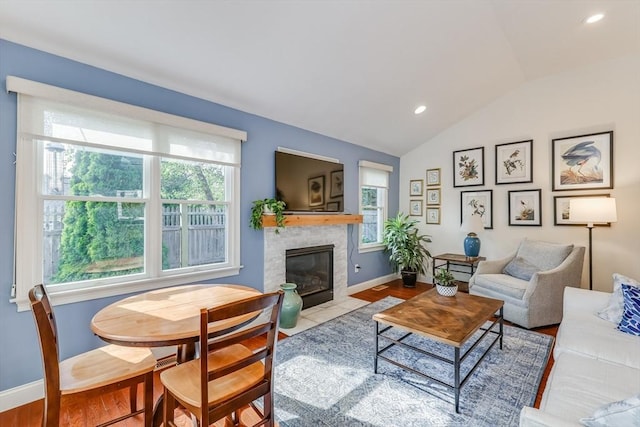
8;76;247;311
358;160;392;252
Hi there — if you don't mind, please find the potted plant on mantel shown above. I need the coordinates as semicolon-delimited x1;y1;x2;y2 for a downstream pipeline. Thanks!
434;268;458;297
382;213;432;288
250;198;287;234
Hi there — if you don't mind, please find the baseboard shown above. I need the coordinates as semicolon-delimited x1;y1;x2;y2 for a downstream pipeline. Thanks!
0;380;43;413
0;346;177;413
347;273;398;295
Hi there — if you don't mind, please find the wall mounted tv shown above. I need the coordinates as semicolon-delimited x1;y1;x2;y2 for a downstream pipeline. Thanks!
275;151;344;213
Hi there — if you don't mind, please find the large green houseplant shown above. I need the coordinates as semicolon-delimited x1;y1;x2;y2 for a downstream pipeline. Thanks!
250;198;287;234
382;213;432;288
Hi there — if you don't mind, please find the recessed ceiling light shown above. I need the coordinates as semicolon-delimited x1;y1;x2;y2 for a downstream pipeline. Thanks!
585;13;604;24
414;105;427;115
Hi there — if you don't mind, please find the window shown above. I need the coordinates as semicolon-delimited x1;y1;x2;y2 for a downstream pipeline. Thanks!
358;160;392;251
9;77;246;310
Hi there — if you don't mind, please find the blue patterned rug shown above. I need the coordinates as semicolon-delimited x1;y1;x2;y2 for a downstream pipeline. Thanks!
273;296;553;427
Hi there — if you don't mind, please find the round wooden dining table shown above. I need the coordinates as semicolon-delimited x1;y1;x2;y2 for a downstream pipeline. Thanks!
90;284;263;426
91;283;262;353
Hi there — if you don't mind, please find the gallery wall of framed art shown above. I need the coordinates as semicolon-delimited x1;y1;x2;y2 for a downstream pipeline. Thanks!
415;124;615;253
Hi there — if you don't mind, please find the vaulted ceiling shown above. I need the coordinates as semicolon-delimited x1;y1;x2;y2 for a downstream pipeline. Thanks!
1;1;638;156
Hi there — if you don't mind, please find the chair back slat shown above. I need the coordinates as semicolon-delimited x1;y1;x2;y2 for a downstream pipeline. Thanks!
198;290;284;426
205;291;283;323
207;322;272;352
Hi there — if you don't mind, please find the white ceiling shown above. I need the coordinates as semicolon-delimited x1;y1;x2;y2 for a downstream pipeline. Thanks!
1;1;638;156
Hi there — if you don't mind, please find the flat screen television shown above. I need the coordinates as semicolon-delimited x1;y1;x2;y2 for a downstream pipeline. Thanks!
275;151;344;213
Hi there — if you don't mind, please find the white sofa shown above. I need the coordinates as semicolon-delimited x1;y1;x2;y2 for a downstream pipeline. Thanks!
519;286;640;426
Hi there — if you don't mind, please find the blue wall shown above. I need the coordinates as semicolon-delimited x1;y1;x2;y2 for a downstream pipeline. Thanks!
0;39;399;392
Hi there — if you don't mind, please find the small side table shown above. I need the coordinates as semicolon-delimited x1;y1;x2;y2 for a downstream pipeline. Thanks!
432;253;486;292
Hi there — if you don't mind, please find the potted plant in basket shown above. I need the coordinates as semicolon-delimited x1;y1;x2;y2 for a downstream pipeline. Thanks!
434;269;458;296
250;198;287;234
382;213;432;288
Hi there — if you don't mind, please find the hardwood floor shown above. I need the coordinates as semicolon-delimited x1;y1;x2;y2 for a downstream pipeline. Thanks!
0;279;556;426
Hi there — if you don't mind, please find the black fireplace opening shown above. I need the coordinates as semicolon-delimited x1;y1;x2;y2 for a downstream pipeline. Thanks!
285;244;334;310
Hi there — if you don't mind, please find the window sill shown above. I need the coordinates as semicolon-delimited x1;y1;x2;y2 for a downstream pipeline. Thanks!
12;266;242;312
359;244;385;254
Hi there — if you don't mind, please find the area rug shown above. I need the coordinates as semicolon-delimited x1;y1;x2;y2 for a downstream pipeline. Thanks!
273;296;553;427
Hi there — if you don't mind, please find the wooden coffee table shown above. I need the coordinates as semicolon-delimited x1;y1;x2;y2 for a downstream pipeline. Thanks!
373;288;503;413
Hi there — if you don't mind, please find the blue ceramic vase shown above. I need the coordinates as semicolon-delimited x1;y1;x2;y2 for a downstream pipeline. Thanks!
279;283;303;329
464;234;481;257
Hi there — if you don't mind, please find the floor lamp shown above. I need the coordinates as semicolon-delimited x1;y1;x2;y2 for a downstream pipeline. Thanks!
569;197;617;290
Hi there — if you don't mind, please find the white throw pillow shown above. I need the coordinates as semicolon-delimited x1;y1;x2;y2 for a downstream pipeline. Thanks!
580;394;640;427
597;273;640;324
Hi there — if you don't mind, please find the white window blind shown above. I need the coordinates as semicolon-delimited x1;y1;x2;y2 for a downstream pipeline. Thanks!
359;160;392;251
8;76;246;311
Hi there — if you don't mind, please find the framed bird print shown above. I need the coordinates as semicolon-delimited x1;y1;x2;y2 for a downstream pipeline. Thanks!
551;131;613;191
553;193;612;226
495;140;533;184
460;190;493;229
508;189;542;226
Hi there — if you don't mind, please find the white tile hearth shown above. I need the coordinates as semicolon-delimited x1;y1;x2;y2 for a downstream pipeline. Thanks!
280;296;369;336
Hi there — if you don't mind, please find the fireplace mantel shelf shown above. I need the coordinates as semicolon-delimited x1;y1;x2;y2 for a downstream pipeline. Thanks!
261;214;363;227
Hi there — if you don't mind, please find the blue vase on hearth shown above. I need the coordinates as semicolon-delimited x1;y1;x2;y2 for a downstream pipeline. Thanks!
279;283;303;329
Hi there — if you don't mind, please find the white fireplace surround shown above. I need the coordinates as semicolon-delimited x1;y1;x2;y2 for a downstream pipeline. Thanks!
264;225;348;303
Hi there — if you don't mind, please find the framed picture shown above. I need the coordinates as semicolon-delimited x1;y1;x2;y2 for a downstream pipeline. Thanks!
453;147;484;187
409;179;423;196
508;189;542;226
308;175;325;206
552;131;613;191
426;188;441;205
495;139;533;185
409;199;423;216
553;194;612;226
330;170;344;197
326;201;340;211
426;207;440;224
426;168;441;186
460;190;493;229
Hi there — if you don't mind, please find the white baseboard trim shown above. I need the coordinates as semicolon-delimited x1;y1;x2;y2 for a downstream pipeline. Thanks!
0;346;178;413
0;380;43;413
347;273;398;295
1;276;399;413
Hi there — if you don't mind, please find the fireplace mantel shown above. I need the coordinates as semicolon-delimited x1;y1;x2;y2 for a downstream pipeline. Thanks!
261;214;363;228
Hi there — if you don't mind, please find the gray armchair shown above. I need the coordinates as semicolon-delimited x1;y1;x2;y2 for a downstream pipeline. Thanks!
468;239;585;329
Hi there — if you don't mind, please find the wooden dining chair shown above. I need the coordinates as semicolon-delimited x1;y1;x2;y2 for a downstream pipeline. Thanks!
160;290;284;427
28;284;156;427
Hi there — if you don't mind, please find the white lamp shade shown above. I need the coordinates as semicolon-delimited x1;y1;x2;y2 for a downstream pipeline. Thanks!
461;213;484;234
569;197;617;224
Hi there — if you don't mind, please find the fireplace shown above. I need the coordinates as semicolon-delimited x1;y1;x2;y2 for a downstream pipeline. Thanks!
286;244;334;309
263;224;347;306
